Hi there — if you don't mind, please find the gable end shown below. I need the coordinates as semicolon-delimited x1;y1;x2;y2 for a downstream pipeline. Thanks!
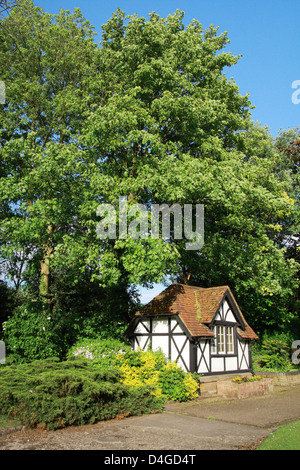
210;289;246;330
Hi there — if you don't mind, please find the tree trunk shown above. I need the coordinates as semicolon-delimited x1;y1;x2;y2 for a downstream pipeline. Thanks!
39;225;53;298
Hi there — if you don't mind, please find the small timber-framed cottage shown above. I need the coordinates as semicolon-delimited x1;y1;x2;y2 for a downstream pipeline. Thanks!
125;283;258;376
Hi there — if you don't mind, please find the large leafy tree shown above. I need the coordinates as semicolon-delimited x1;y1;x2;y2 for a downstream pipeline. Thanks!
275;128;300;321
82;8;252;283
0;3;179;305
83;10;298;332
276;127;300;261
180;123;299;333
0;1;97;299
0;0;19;18
0;4;298;337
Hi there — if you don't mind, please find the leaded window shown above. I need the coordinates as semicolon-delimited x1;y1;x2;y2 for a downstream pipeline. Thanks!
213;325;235;355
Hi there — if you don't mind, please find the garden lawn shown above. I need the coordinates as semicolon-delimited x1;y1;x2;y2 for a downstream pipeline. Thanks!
259;420;300;450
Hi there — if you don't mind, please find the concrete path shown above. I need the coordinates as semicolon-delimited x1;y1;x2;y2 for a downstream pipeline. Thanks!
1;385;300;450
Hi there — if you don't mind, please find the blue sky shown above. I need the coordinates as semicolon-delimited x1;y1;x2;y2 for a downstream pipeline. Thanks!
34;0;300;303
35;0;300;136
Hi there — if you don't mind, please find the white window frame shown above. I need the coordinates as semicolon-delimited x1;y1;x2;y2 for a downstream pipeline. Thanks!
213;325;235;355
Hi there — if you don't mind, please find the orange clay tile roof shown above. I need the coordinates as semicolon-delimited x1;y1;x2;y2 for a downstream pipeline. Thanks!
135;283;258;340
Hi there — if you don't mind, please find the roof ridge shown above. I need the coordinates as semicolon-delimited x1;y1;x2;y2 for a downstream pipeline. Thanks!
176;284;229;291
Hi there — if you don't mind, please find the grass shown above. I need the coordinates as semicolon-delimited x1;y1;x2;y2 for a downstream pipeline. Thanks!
258;420;300;450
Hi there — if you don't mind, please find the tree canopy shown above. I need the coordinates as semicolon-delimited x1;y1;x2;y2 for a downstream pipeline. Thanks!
0;1;299;343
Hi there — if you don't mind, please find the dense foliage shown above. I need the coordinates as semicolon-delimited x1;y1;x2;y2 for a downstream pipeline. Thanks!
252;332;299;371
0;356;166;430
70;341;200;402
0;1;299;358
1;295;132;362
0;347;200;430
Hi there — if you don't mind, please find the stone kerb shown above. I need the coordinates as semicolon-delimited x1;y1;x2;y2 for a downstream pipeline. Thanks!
253;370;300;386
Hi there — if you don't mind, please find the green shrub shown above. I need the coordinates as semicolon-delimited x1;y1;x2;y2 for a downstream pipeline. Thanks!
158;361;199;402
252;334;296;371
258;337;290;369
2;301;65;363
0;357;165;430
261;338;290;357
2;298;129;364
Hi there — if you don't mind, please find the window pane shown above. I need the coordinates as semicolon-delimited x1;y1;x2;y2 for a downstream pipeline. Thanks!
218;326;225;353
227;327;234;353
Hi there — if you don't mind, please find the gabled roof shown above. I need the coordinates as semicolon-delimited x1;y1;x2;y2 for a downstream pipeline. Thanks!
132;283;258;340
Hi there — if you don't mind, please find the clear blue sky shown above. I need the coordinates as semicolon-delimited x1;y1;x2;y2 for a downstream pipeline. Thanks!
35;0;300;137
34;0;300;303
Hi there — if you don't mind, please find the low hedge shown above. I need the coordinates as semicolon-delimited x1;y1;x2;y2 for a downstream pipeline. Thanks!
0;357;165;430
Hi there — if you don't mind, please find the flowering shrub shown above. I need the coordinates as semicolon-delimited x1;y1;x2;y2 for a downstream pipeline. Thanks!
68;337;131;368
232;375;263;384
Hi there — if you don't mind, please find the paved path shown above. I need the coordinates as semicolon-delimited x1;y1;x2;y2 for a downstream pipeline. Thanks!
1;385;300;450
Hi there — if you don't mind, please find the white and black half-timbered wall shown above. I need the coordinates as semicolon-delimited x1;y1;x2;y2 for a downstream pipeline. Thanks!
129;297;253;376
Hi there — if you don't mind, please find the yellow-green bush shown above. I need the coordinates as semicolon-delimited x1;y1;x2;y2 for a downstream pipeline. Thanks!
115;349;199;402
116;350;163;397
182;370;200;400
